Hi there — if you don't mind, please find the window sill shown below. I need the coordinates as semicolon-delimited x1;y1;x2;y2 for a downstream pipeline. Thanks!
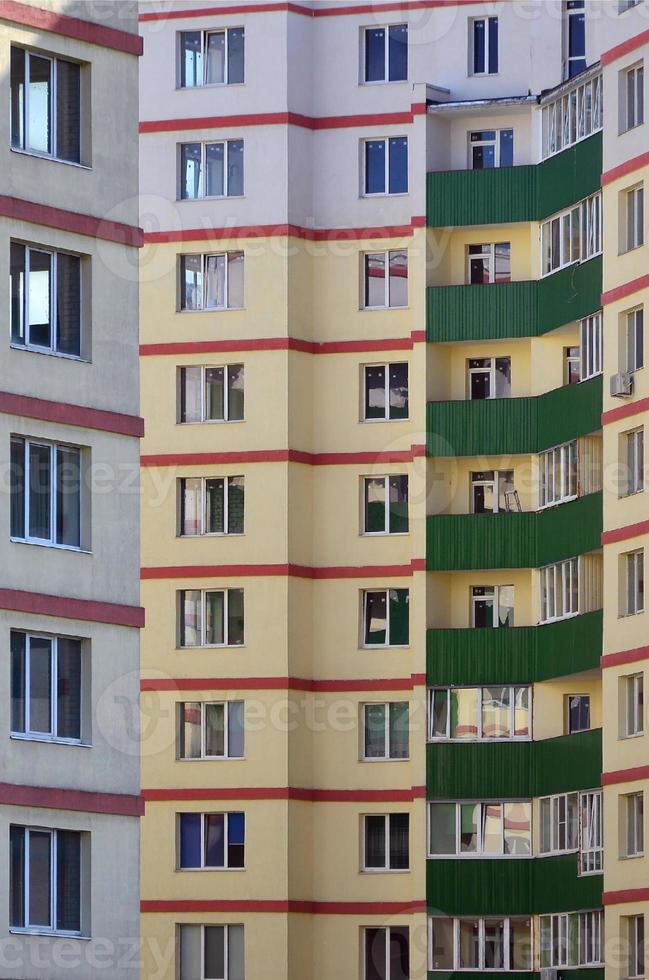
176;82;246;91
10;538;90;555
361;867;410;874
178;533;246;539
176;866;245;873
177;755;245;762
361;532;410;538
361;645;410;651
361;192;410;199
620;488;645;499
359;80;409;87
177;419;246;426
177;307;246;314
10;733;90;747
179;194;245;203
620;731;644;740
361;756;410;763
537;495;579;511
620;852;644;860
177;644;246;651
361;305;410;312
10;928;87;940
10;147;91;170
10;343;87;363
360;418;410;424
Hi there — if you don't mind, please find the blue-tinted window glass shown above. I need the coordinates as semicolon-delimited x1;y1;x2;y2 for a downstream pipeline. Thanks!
365;140;386;194
180;813;201;868
499;129;513;167
227;812;245;868
473;19;486;73
180;32;202;87
488;17;499;73
365;28;385;81
205;814;225;867
388;137;408;194
388;25;407;81
228;140;244;196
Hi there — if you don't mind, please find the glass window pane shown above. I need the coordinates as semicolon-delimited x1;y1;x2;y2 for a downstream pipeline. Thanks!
204;254;226;309
204;813;225;867
365;252;386;308
179;924;202;980
205;143;225;197
228;476;245;534
227;924;245;980
364;703;386;758
56;59;80;163
181;143;202;200
205;591;225;645
389;475;408;533
180;478;202;535
227;701;245;758
365;591;387;645
10;46;25;149
389;926;409;980
488;16;499;73
365;140;386;194
429;803;456;854
227;589;245;645
459;919;480;968
180;367;202;423
390;363;408;418
388;137;408;194
29;249;52;348
28;831;52;927
57;638;81;740
205;367;225;420
484;919;504;969
205;478;225;534
389;813;409;869
431;919;454;970
365;365;386;419
228;28;245;85
10;242;25;345
389;250;408;307
227;364;245;420
227;140;244;197
227;251;244;308
365;477;386;533
9;826;25;928
473;19;486;73
10;631;26;734
483;686;511;738
389;701;409;758
180;590;202;647
430;690;448;738
28;55;52;154
499;129;513;167
511;919;532;970
179;813;201;868
180;702;202;759
365;28;385;82
180;255;202;311
504;802;531;855
56;446;81;547
205;31;225;84
460;802;479;852
180;32;202;88
388;25;408;82
483;803;503;854
56;830;80;931
365;928;386;980
204;925;225;979
205;703;225;756
389;589;409;645
29;636;52;734
364;814;386;868
452;688;479;739
56;252;81;356
10;437;25;539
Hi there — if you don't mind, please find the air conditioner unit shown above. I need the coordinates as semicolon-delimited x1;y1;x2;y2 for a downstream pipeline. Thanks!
540;969;559;980
610;371;634;397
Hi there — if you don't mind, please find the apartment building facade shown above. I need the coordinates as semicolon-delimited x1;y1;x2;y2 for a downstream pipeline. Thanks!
138;2;648;978
0;2;143;978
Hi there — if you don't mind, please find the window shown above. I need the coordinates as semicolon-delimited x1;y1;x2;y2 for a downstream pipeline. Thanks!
540;558;579;623
364;926;409;980
626;308;644;372
565;345;581;385
179;589;244;647
10;47;81;163
179;252;243;311
362;590;409;647
565;1;586;79
179;477;244;536
179;924;244;980
178;701;244;760
624;428;644;496
624;792;644;857
363;363;408;421
472;585;514;628
622;672;644;737
624;184;644;251
10;243;81;357
178;365;244;424
428;686;531;741
363;137;408;195
539;911;603;967
469;131;512;170
539;791;603;872
429;917;532;971
363;814;409;870
539;441;578;508
10;826;81;933
541;192;602;275
363;476;408;535
363;24;407;82
470;17;498;75
10;437;82;549
467;243;511;283
179;812;244;869
363;251;407;308
11;631;82;743
179;28;244;87
624;550;645;615
620;0;641;9
622;62;644;131
542;72;602;158
467;357;511;400
180;140;243;200
566;694;590;734
428;801;531;857
627;915;645;979
580;790;603;873
470;471;514;514
580;312;603;379
362;702;409;760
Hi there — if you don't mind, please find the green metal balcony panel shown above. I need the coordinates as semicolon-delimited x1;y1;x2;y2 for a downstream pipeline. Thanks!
428;973;603;980
426;132;602;228
426;610;603;686
537;132;603;220
426;375;603;458
426;492;602;571
426;729;602;799
426;256;602;343
426;855;602;916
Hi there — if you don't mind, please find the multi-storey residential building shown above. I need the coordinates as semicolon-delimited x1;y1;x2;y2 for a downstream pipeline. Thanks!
0;3;143;978
138;2;648;979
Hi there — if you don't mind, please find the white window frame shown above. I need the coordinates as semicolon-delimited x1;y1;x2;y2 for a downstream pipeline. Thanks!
178;924;244;980
362;250;408;309
468;132;512;170
362;136;408;197
623;672;644;737
625;791;644;857
628;915;645;979
362;813;409;872
362;23;408;84
619;0;641;10
179;252;244;311
625;428;645;496
427;800;532;858
626;307;644;372
178;27;244;88
470;470;514;514
625;549;645;615
178;476;244;537
579;790;604;873
361;589;409;648
364;926;409;979
10;826;82;936
179;589;244;648
178;701;245;760
178;812;244;870
362;475;408;536
580;312;603;379
10;631;83;745
540;192;602;276
540;911;603;968
10;243;82;358
178;364;244;424
541;73;603;159
469;16;498;76
471;584;514;627
623;62;644;131
362;362;409;422
10;437;82;550
539;791;579;855
10;48;82;165
427;686;532;742
466;242;511;282
539;557;580;623
361;702;409;761
539;441;578;508
179;140;243;200
428;917;531;972
625;184;645;251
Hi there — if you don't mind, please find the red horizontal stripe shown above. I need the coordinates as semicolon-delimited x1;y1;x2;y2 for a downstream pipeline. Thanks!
602;764;649;787
602;518;649;545
141;898;426;914
143;217;425;245
604;887;649;906
140;332;425;357
0;782;144;817
602;273;649;307
602;394;649;426
602;28;649;66
141;106;426;134
601;644;649;669
140;673;426;692
0;195;143;248
143;786;426;803
140;445;426;467
141;559;426;580
139;0;501;21
602;151;649;187
0;588;144;628
0;0;143;55
0;390;143;438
